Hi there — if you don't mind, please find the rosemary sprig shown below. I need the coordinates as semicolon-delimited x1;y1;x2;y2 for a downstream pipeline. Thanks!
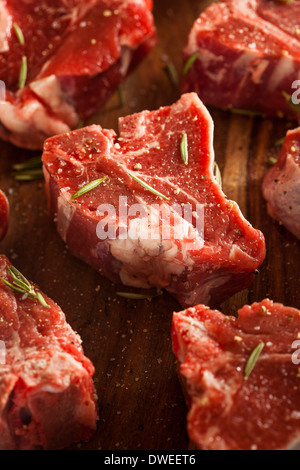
214;162;222;187
180;133;188;165
18;56;27;89
71;176;107;200
182;52;199;76
244;342;265;379
128;172;170;200
13;22;25;46
1;265;50;308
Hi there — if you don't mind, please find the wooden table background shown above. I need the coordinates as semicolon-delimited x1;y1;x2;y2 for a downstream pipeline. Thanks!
0;0;299;450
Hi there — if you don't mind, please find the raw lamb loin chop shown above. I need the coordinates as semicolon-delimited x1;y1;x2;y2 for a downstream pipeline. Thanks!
42;92;265;308
0;190;9;241
172;299;300;450
262;126;300;239
0;255;98;449
0;0;156;150
182;0;300;120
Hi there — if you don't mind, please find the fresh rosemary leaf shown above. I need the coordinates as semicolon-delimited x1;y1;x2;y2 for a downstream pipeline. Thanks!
274;136;286;147
269;156;278;165
244;342;265;379
13;168;44;181
19;56;27;89
13;155;43;181
164;61;179;87
214;162;222;187
1;265;50;308
14;174;43;181
13;156;42;172
180;133;188;165
71;176;107;200
282;91;300;115
182;52;199;76
116;292;155;300
13;22;25;46
118;86;125;107
231;108;265;117
128;172;170;200
13;277;31;292
0;278;26;295
76;119;85;129
36;291;51;308
8;266;31;289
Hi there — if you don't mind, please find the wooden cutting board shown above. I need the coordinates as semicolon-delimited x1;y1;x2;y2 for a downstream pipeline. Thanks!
0;0;299;450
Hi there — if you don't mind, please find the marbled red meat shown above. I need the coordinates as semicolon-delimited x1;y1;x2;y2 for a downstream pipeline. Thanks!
262;126;300;239
182;0;300;120
0;0;156;149
172;299;300;450
42;93;265;308
0;255;97;449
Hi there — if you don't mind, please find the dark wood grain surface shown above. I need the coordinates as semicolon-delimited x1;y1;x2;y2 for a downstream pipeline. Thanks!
0;0;299;450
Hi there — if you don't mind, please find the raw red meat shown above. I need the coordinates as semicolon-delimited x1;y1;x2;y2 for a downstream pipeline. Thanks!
226;0;300;41
182;0;300;120
0;190;9;241
0;255;97;449
0;0;156;150
42;92;265;308
262;126;300;239
172;299;300;450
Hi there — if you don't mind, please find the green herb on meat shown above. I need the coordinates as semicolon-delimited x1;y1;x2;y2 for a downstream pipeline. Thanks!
244;342;265;379
214;162;222;187
1;265;50;308
13;22;25;46
128;172;170;200
18;56;27;89
180;133;189;165
71;177;107;200
182;52;199;76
